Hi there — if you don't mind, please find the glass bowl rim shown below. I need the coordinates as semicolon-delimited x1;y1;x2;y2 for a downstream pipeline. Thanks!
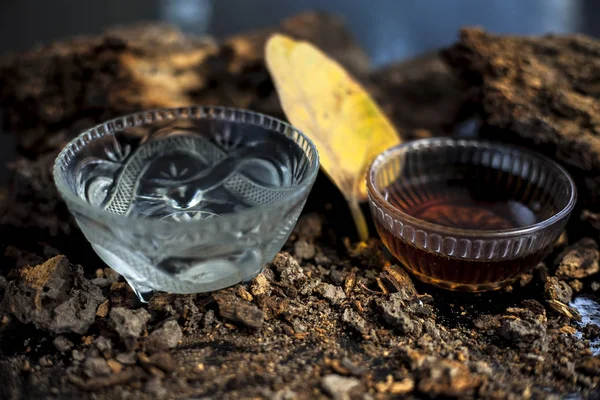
366;137;577;238
53;106;320;231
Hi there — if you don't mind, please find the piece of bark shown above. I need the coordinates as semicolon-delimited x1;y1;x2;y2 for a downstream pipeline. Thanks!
0;12;368;158
442;28;600;207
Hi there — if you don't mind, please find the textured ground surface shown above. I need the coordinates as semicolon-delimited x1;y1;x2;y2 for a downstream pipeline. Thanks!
443;27;600;208
1;14;600;400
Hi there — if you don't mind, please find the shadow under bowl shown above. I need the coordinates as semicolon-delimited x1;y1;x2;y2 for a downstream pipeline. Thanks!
367;138;577;292
53;106;319;301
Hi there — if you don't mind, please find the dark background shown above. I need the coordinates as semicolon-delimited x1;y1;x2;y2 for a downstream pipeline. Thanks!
0;0;597;66
0;0;598;182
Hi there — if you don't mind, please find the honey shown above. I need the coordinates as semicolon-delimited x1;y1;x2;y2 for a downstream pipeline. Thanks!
374;172;556;292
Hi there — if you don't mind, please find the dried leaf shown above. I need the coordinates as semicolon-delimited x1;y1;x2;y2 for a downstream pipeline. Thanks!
265;34;402;240
548;299;582;321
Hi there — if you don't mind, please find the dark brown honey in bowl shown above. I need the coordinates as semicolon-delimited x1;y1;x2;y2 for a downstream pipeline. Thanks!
367;138;577;292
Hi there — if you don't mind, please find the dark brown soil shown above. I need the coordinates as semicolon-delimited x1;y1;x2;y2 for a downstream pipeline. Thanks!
443;27;600;209
1;14;600;400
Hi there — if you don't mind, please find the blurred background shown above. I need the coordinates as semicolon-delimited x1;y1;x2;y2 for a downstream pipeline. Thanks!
0;0;595;67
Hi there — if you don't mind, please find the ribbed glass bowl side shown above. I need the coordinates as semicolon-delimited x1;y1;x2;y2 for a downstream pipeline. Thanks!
367;138;576;291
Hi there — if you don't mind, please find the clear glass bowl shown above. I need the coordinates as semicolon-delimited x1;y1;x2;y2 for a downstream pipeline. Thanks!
54;106;319;301
367;138;577;292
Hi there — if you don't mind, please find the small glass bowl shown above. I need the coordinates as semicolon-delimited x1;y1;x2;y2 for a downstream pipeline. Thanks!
367;138;576;292
53;106;319;301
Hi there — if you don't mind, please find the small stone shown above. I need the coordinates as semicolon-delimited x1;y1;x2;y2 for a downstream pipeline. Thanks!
292;319;307;333
316;283;346;305
144;320;182;352
294;239;316;260
380;293;415;334
321;374;360;400
329;269;347;286
250;274;272;297
271;388;298;400
39;355;53;367
342;308;368;335
276;254;307;282
96;299;110;318
94;336;113;353
271;252;307;288
7;256;105;334
339;358;367;377
109;307;151;345
72;350;85;362
115;352;137;365
202;309;215;329
592;282;600;291
499;317;546;348
83;357;112;378
299;278;321;296
144;376;167;397
53;336;74;352
406;297;434;317
213;291;264;329
417;359;480;397
423;320;441;340
555;238;599;279
545;277;573;304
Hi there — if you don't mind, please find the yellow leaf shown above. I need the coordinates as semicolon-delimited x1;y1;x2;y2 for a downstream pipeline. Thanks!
265;34;402;240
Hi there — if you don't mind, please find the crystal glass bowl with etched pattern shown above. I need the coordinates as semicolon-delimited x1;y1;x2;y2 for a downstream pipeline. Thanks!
367;138;576;292
54;106;319;301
